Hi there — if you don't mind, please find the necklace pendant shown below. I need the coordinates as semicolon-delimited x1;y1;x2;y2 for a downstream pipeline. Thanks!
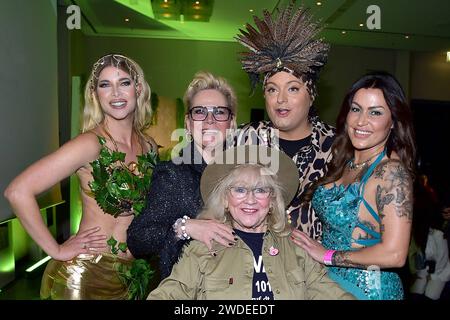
128;161;138;173
348;159;368;170
348;150;384;171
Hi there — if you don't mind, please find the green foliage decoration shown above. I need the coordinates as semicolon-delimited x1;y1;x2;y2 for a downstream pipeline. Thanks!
107;236;128;254
88;136;158;218
87;136;157;299
118;258;155;300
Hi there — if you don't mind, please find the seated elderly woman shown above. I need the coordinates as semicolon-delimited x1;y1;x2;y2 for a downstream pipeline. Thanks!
148;145;354;300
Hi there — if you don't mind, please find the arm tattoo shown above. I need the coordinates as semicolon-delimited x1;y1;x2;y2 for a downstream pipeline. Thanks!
330;162;412;270
357;220;378;240
374;161;413;221
332;251;365;268
375;185;393;220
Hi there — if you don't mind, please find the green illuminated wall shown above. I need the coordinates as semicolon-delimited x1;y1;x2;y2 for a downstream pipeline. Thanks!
0;223;14;274
0;0;59;289
70;77;83;235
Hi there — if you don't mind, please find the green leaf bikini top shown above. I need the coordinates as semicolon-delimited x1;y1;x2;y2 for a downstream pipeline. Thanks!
87;135;158;218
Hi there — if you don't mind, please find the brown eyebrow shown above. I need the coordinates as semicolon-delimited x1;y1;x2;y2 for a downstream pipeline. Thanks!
351;101;386;110
98;77;131;83
265;80;303;87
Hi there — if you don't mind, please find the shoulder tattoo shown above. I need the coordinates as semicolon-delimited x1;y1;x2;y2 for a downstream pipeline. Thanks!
373;161;412;221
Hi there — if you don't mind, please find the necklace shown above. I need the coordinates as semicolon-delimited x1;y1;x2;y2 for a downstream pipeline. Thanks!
348;151;383;171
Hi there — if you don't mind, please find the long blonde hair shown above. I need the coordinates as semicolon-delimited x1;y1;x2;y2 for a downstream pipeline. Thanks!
82;54;152;133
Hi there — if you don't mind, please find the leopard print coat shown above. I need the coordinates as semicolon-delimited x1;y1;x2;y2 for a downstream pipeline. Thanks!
234;115;335;240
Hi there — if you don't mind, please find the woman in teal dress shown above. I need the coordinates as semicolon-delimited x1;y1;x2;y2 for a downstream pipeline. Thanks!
291;72;416;300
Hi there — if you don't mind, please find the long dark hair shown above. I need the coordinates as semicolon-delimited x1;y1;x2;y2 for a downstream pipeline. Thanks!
303;71;416;203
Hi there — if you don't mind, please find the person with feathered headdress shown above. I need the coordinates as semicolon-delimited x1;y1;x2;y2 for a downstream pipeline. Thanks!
234;1;335;240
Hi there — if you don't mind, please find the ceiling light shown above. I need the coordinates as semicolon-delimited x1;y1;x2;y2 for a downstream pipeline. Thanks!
359;23;363;27
153;0;213;22
249;9;254;13
341;30;346;34
405;35;409;39
447;51;450;62
124;18;130;22
316;2;322;5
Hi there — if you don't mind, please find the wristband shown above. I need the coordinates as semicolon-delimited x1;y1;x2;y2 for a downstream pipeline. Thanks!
323;249;336;266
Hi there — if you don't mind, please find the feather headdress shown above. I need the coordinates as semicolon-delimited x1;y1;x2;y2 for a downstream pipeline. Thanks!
235;1;330;98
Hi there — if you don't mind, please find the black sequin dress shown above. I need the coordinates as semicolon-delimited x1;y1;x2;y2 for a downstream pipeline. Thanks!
127;143;206;279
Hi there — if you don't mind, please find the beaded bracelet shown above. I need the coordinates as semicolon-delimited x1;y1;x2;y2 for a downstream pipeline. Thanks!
180;215;191;240
173;215;191;240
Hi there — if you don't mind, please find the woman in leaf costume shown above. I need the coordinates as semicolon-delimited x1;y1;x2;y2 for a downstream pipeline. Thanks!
5;54;158;299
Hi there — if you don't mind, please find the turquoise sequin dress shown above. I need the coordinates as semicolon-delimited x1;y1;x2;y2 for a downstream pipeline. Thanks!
312;151;404;300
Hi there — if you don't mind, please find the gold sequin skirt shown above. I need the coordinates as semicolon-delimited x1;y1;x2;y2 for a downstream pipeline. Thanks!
40;253;133;300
